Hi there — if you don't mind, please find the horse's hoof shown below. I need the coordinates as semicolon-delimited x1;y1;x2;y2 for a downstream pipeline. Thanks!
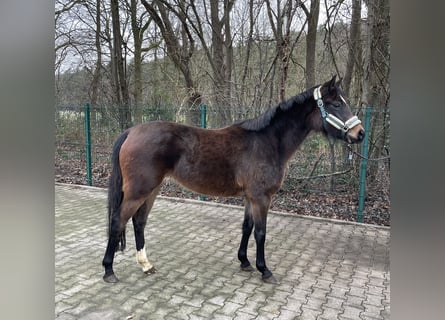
144;266;157;275
103;273;119;283
262;274;279;284
240;265;255;272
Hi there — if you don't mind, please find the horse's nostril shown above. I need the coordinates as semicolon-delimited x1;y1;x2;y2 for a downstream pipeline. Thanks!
359;129;365;140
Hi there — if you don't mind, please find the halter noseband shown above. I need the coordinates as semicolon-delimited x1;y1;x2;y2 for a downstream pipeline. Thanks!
313;86;361;135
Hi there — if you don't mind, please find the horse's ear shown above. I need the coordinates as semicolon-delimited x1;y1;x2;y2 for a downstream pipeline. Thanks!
335;77;343;87
321;75;338;95
326;75;336;91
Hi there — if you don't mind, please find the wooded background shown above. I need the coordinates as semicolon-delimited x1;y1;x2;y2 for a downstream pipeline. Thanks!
55;0;390;225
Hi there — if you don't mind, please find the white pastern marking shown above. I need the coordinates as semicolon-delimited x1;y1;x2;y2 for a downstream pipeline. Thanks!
136;246;154;272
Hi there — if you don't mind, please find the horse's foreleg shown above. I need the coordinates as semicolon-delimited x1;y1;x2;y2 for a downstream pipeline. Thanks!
238;200;254;271
251;195;277;283
133;187;160;275
254;219;273;280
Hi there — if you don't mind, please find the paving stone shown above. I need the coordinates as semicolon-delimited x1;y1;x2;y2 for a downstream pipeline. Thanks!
233;310;256;320
229;290;251;305
55;302;74;316
207;295;230;307
310;287;330;300
168;304;200;319
366;284;384;296
328;285;350;300
55;184;390;320
363;303;384;315
259;298;286;315
319;306;343;319
364;293;383;307
216;301;243;317
341;305;364;319
300;306;323;319
344;294;365;310
324;295;345;310
212;313;234;320
77;310;123;320
349;286;366;298
304;296;326;311
56;313;78;320
188;314;208;320
237;298;264;316
275;308;302;319
192;302;221;318
256;311;280;320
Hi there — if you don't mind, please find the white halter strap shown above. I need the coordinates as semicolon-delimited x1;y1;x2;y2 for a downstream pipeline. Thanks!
313;86;361;133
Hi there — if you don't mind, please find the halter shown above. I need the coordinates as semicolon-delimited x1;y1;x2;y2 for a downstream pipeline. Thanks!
313;86;361;136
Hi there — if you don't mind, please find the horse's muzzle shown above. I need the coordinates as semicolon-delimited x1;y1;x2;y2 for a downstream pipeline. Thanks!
346;125;365;144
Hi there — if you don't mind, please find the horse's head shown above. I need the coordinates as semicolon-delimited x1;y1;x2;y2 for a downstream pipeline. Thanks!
314;76;365;144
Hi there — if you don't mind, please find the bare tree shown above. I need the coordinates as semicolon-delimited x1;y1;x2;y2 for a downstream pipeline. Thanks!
265;0;304;102
362;0;390;176
299;0;320;89
343;0;362;99
55;0;92;74
90;0;103;107
129;0;157;124
141;0;202;126
362;0;390;108
111;0;132;129
209;0;235;123
55;0;113;106
238;0;256;107
166;0;235;124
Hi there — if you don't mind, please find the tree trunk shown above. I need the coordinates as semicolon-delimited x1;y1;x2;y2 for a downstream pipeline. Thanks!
305;0;320;89
239;0;255;107
340;0;362;169
130;0;142;124
141;0;201;126
111;0;131;130
343;0;362;99
264;0;299;102
362;0;390;179
90;0;102;121
208;0;234;125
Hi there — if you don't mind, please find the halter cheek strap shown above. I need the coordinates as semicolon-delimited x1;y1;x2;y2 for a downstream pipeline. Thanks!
313;86;361;134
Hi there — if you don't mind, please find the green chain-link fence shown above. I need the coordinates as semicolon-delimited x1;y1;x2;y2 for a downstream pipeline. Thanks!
55;104;390;225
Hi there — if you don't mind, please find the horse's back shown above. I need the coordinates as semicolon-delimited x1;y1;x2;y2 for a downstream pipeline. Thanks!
120;121;251;197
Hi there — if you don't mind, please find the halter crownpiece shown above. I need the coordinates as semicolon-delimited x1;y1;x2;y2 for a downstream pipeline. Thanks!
313;86;361;133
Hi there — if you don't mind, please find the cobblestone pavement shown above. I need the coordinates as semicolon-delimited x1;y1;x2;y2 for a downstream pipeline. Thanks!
55;184;390;320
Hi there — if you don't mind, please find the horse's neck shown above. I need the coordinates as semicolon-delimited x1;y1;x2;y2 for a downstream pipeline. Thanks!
282;126;311;163
273;105;314;163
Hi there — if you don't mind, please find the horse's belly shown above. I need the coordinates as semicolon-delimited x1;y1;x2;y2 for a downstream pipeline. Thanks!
171;168;243;197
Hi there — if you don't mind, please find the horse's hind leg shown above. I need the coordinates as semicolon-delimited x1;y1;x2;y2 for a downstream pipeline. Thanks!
133;186;160;275
103;195;147;283
103;220;123;283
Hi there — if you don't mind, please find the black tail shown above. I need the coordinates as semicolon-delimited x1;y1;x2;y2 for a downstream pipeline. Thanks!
107;130;129;252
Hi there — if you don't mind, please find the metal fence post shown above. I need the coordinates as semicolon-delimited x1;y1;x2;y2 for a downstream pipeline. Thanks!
84;103;92;186
357;106;372;222
199;105;207;201
200;104;207;128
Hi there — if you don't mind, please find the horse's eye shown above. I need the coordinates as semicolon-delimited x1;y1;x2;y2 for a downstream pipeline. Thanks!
332;101;341;108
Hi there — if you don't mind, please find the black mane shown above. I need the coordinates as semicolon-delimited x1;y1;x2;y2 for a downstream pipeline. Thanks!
237;87;315;131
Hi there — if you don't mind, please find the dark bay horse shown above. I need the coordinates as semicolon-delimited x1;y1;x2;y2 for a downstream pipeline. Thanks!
102;76;365;283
